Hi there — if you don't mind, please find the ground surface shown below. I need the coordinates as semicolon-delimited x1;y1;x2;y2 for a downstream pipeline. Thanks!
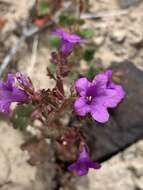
0;0;143;189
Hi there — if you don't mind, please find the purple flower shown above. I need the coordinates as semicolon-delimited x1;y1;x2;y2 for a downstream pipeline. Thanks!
0;73;28;114
52;28;83;56
74;70;125;123
68;146;101;176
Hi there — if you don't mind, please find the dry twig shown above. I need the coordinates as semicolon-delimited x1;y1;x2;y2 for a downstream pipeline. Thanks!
27;35;39;75
81;9;128;19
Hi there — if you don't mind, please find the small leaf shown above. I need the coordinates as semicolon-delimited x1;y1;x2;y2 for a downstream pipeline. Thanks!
48;36;61;48
49;63;56;74
77;19;85;25
78;28;94;39
84;47;95;62
69;72;78;81
86;67;95;79
59;14;77;26
12;105;34;131
86;67;104;79
38;1;49;16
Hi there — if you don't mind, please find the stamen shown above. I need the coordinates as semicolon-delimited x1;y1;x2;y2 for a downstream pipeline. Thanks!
87;96;92;102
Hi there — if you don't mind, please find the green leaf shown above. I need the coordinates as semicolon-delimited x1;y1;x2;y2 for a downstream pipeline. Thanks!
59;14;85;26
48;36;61;48
38;1;49;16
12;105;34;131
78;28;94;39
86;67;95;79
69;72;78;81
86;67;104;79
77;19;85;25
59;14;77;26
94;67;104;74
49;63;56;74
84;47;95;62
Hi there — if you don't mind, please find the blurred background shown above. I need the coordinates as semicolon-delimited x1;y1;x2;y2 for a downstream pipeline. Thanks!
0;0;142;190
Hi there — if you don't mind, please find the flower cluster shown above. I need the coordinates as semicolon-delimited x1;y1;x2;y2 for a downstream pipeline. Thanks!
0;29;125;177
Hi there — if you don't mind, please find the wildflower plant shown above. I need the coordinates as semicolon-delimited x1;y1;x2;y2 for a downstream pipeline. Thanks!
0;27;125;177
0;1;126;178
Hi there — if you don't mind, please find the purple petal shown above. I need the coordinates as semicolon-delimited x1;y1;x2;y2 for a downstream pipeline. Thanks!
90;101;109;123
68;162;89;176
105;69;112;78
6;73;14;89
76;167;89;176
74;97;90;116
16;72;32;88
92;73;108;95
61;40;74;55
88;162;101;169
53;28;82;43
93;73;108;86
12;88;28;102
68;163;78;171
92;70;125;108
78;146;90;160
0;81;4;89
0;101;11;114
63;33;82;43
92;84;125;109
104;85;125;108
75;77;90;96
52;28;65;37
68;145;101;176
0;73;29;114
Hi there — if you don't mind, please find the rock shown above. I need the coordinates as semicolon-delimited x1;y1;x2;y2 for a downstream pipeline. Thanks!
94;36;105;46
0;0;35;20
110;30;126;43
0;146;10;186
1;184;33;190
34;141;56;190
126;25;143;46
0;122;36;189
135;177;143;189
117;0;141;8
82;61;143;162
0;122;57;190
22;140;57;190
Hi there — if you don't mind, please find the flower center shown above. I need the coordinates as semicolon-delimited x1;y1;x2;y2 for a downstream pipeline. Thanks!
86;96;93;103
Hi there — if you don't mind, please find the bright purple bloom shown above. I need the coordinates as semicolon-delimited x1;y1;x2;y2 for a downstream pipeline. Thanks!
52;28;83;56
0;73;28;114
74;70;125;123
68;146;101;176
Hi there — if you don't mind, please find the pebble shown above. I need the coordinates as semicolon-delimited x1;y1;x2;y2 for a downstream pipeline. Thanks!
117;0;141;8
